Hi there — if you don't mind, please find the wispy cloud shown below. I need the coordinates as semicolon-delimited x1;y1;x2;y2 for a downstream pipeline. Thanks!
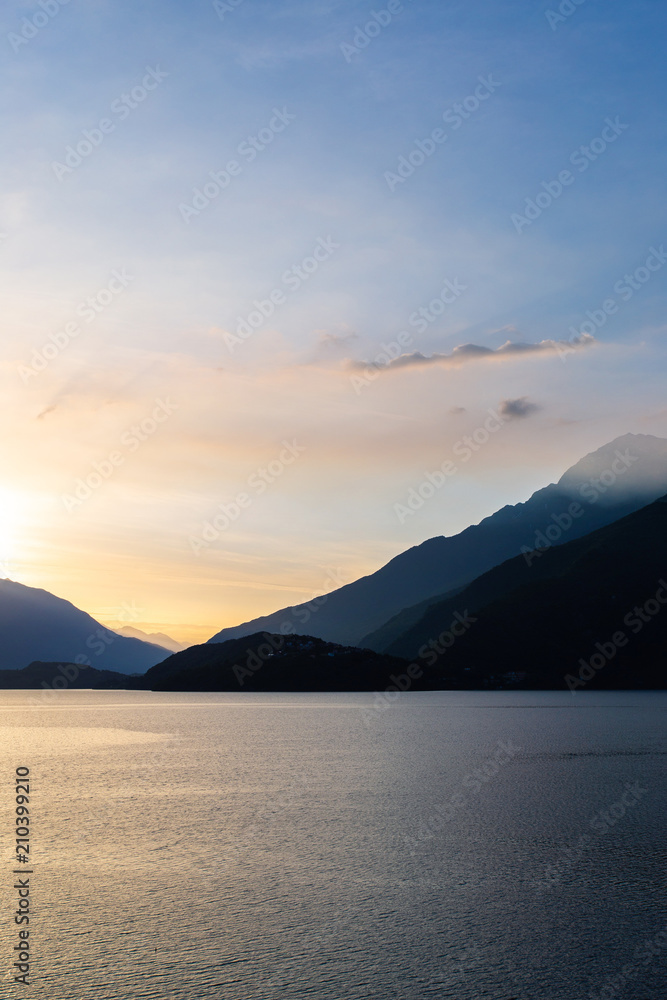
346;334;597;374
317;327;358;349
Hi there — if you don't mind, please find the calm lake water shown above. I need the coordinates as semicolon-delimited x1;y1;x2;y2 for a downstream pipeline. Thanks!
0;690;665;999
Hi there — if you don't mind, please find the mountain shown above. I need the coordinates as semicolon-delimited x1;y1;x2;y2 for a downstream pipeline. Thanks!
142;632;409;691
0;662;132;689
361;585;467;654
0;580;168;673
13;481;664;692
208;433;667;648
111;625;187;653
381;494;667;690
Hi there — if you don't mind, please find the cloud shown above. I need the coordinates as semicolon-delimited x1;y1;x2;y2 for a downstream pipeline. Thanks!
304;326;359;367
498;397;541;420
318;327;358;349
346;333;597;374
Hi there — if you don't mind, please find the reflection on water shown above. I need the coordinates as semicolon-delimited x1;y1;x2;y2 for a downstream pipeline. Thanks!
0;690;664;999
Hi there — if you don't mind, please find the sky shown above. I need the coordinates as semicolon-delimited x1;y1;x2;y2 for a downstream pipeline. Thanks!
1;0;666;643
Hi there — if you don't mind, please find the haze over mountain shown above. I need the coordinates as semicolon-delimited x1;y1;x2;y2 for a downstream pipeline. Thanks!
208;434;667;648
0;580;168;673
380;493;667;690
5;491;665;692
124;492;667;693
111;625;188;653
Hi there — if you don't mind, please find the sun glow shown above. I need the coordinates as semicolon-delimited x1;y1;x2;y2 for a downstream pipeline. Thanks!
0;488;30;579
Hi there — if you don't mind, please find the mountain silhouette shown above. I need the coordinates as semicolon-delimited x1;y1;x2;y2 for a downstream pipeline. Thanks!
207;433;667;648
6;491;666;692
0;579;168;673
141;633;408;691
382;493;667;689
0;662;132;689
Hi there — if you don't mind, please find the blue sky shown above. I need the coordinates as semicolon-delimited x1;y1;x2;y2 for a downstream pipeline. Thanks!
1;0;666;640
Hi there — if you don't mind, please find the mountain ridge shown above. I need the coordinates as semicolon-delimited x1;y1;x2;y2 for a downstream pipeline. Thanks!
141;633;409;692
208;433;667;647
111;625;188;653
0;579;168;673
380;492;667;689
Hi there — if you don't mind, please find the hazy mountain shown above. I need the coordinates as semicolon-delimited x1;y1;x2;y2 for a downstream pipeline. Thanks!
111;625;187;653
11;482;665;692
208;433;667;648
142;633;408;692
382;494;667;690
0;579;168;673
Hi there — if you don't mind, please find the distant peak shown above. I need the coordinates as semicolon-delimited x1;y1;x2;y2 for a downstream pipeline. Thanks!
557;433;667;494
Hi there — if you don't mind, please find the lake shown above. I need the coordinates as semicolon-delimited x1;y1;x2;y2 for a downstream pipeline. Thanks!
0;690;665;999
